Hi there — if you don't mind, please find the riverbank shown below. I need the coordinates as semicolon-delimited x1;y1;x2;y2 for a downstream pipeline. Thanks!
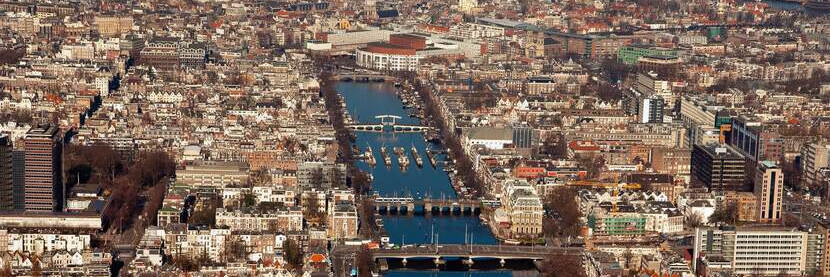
412;79;487;200
319;71;380;240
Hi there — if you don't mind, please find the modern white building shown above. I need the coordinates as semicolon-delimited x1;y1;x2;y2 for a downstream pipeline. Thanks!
464;127;513;150
693;226;816;276
355;42;421;71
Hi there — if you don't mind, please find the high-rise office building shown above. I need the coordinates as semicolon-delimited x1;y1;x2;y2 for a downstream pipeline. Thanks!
755;160;783;223
0;135;12;211
691;144;747;192
23;125;64;212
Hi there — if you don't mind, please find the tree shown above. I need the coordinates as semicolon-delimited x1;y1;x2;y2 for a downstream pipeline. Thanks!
596;82;623;103
543;187;583;238
145;182;167;226
30;258;42;277
303;193;324;223
686;212;704;228
709;201;738;225
356;247;374;277
539;133;568;159
539;253;585;277
577;156;605;179
249;168;272;186
241;193;257;208
189;196;219;227
0;261;11;277
283;238;304;269
224;239;247;262
88;143;124;184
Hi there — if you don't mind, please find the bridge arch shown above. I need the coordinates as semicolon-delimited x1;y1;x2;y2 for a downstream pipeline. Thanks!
375;115;402;126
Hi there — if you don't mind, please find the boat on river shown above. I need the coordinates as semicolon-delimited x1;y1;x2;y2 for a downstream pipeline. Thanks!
398;155;410;170
425;150;437;168
380;146;391;167
411;145;423;167
365;146;376;167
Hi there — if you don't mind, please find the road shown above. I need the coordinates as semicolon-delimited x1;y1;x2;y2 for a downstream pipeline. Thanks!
330;244;361;277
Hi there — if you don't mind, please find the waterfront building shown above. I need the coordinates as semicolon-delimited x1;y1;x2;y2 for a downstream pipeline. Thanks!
500;179;544;238
356;42;421;71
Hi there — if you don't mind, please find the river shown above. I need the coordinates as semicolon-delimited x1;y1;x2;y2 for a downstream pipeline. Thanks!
764;0;805;11
337;82;531;277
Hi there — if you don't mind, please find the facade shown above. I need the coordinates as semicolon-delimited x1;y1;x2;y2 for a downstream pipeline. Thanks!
215;208;303;232
458;0;477;13
0;135;12;211
729;116;782;162
176;161;249;187
138;39;204;70
23;125;63;212
327;201;358;239
356;42;421;71
511;125;535;149
639;95;664;124
693;227;813;276
464;127;514;150
618;46;677;65
94;16;133;37
723;191;758;222
691;144;747;192
12;150;24;210
588;212;647;236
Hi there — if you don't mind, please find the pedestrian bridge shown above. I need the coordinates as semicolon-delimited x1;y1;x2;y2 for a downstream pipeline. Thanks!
346;115;430;133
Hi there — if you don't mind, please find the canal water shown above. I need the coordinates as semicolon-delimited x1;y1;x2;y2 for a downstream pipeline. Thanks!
337;82;526;277
764;0;804;11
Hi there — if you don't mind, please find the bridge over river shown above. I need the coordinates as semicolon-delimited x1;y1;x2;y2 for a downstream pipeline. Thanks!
373;244;583;268
372;196;483;215
347;115;430;133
